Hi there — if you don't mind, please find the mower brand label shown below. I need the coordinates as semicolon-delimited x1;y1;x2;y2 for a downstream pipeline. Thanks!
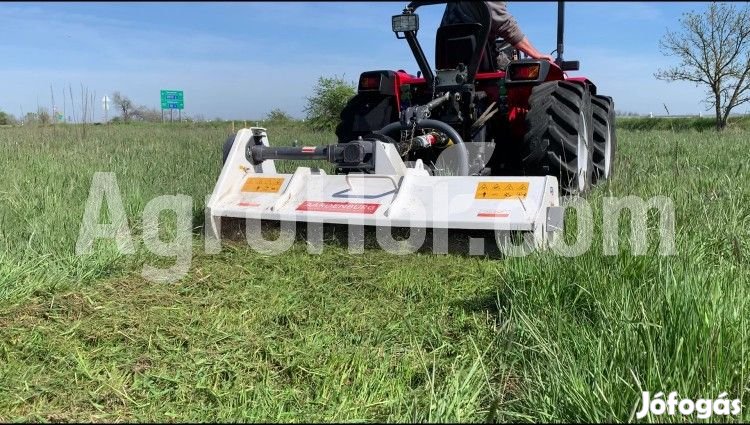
296;201;380;214
475;182;529;200
241;177;284;193
237;201;260;208
301;146;317;153
477;211;510;218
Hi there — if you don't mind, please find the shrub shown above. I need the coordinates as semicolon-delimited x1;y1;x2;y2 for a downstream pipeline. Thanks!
303;75;356;131
265;108;293;122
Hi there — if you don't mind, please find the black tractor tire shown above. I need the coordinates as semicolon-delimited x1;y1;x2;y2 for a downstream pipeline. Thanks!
222;133;237;165
522;80;595;196
591;94;616;182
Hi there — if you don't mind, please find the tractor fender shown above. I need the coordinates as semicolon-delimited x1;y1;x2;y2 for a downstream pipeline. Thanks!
565;77;597;96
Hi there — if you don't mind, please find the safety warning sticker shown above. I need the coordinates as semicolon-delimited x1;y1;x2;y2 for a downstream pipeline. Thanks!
241;177;284;193
475;182;529;199
296;201;380;214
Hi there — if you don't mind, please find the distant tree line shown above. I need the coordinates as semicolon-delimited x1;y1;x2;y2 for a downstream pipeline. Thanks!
2;75;357;129
615;110;644;117
0;108;53;126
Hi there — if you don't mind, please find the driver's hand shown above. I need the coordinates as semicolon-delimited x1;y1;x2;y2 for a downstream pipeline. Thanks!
538;54;555;63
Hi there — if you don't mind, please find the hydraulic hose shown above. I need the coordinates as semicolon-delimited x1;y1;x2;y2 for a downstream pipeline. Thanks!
375;119;469;176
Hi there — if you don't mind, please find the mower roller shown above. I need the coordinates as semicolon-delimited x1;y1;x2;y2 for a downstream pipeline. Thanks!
207;0;617;250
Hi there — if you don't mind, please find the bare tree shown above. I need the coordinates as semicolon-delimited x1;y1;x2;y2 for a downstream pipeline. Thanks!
132;106;163;123
112;91;137;123
655;2;750;131
37;107;51;125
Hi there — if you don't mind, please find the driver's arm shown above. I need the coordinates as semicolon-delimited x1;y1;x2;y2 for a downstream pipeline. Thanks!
514;37;555;62
487;1;554;62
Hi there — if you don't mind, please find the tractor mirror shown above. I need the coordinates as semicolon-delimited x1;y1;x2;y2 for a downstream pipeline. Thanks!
392;14;419;34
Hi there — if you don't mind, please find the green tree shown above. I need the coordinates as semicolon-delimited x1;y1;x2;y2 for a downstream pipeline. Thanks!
0;110;16;125
303;75;356;131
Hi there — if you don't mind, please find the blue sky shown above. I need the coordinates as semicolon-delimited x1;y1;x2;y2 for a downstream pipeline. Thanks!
0;1;733;121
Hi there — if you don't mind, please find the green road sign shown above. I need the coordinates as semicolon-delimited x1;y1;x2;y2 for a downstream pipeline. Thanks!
160;90;184;110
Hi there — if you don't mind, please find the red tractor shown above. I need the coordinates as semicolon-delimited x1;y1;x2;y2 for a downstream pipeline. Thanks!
334;0;617;195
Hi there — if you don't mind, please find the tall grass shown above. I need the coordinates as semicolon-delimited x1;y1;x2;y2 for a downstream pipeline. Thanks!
0;122;331;302
0;122;747;422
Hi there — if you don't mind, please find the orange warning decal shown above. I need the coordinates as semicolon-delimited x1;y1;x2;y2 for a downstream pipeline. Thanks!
241;177;284;193
296;201;380;214
475;182;529;199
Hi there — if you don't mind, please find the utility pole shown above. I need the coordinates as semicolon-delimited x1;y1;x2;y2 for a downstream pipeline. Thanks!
102;95;110;124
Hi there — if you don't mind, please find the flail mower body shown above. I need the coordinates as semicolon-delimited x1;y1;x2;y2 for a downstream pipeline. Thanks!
207;127;563;249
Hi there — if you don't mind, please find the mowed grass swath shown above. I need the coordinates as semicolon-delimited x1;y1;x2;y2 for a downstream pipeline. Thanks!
0;121;748;422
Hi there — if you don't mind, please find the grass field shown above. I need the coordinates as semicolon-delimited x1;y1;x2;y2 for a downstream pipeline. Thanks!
0;121;748;422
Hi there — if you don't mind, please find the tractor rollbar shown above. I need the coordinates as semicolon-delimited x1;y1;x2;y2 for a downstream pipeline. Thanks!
403;0;491;85
556;0;565;63
554;1;579;71
404;30;435;85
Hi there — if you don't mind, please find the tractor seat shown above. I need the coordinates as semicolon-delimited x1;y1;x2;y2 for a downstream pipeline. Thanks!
435;23;495;73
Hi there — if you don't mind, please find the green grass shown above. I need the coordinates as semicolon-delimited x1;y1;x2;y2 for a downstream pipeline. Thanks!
0;122;748;422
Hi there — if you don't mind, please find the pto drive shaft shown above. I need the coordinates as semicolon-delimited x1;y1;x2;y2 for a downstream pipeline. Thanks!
247;141;373;166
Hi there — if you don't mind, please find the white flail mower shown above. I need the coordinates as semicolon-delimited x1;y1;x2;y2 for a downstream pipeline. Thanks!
206;127;564;252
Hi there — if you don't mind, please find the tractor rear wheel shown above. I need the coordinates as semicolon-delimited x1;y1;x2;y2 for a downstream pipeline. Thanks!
592;94;616;182
522;81;594;196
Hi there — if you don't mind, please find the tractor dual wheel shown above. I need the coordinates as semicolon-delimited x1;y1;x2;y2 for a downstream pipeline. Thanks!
591;94;617;182
522;80;595;196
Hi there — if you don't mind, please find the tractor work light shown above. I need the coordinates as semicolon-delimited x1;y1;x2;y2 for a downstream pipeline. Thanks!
358;74;382;92
392;14;419;34
509;63;541;81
